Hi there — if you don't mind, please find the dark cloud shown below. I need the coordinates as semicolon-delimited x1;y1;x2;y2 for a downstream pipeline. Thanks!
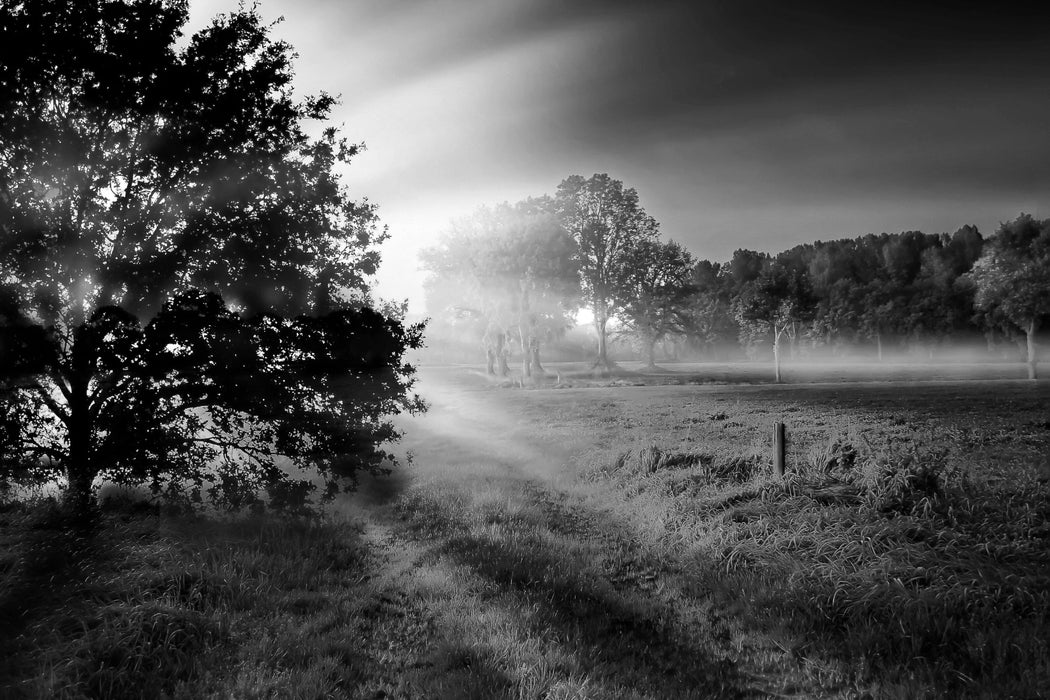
526;1;1050;250
190;1;1050;303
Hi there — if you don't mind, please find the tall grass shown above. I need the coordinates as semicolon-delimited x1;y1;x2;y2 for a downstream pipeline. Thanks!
579;412;1050;697
0;502;371;698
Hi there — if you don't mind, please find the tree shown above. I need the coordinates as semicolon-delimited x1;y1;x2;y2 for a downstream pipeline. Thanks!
906;230;983;358
0;1;423;513
680;260;738;359
555;174;659;371
722;249;768;296
617;240;694;369
735;256;815;382
420;200;579;378
420;209;513;376
857;277;902;361
967;214;1050;379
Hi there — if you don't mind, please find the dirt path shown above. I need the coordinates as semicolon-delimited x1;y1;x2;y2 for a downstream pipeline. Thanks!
336;370;802;699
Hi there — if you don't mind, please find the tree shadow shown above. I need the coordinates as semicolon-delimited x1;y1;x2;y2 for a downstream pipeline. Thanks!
0;502;115;690
0;501;375;695
387;478;761;698
345;466;413;508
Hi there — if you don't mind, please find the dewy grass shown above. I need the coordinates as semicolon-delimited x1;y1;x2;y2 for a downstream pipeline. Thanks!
556;385;1050;697
2;376;1049;698
0;506;374;699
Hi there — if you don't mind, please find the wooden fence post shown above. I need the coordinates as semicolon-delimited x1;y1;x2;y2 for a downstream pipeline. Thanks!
773;422;785;477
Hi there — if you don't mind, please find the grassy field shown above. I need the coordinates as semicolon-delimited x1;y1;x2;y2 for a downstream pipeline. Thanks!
2;365;1049;698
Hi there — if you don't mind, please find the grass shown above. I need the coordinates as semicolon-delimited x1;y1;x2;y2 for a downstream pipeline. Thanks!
472;359;1049;389
2;369;1048;698
0;500;383;698
535;379;1050;697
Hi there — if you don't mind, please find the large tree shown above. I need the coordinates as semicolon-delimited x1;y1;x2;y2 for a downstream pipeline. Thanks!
0;1;423;512
554;174;659;371
967;214;1050;379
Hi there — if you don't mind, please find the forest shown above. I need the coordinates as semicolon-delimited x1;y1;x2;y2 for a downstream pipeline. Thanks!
421;175;1049;380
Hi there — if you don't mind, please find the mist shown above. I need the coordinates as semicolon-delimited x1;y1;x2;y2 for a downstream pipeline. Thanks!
4;2;1050;697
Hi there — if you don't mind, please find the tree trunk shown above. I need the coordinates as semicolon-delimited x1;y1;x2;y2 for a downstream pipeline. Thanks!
596;321;607;365
1026;320;1038;380
773;326;782;383
519;280;532;379
530;339;544;375
497;334;510;376
483;325;498;374
519;325;530;378
64;378;96;514
594;312;612;372
65;466;95;515
645;337;657;370
876;331;883;362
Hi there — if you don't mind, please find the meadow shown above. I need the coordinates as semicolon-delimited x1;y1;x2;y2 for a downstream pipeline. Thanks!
2;363;1048;698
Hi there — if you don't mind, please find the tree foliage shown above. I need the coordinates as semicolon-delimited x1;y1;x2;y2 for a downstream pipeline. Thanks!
0;0;423;512
421;199;580;377
967;214;1050;378
679;260;738;359
554;174;659;369
419;178;1045;378
617;240;694;368
734;253;816;381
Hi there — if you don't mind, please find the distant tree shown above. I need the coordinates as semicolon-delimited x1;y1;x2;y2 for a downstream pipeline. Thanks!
906;229;983;357
943;225;985;276
420;200;579;377
509;198;582;377
805;239;873;353
555;174;659;371
735;257;816;382
617;240;694;369
421;210;513;376
722;249;769;296
967;214;1050;379
880;231;931;288
0;1;423;514
856;277;903;361
681;260;738;359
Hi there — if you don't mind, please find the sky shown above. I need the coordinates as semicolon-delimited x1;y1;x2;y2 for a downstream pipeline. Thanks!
187;1;1050;312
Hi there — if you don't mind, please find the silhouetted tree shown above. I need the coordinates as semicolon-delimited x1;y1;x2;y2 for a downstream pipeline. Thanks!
681;260;738;359
967;214;1050;379
907;230;984;357
0;1;423;513
555;174;659;371
617;240;694;368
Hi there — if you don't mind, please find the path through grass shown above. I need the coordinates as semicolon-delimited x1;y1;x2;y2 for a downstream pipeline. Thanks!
3;367;1048;697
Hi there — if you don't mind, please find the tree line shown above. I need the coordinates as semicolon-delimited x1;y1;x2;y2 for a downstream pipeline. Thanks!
422;174;1050;380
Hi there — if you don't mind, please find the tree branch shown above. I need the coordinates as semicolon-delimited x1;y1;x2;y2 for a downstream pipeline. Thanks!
29;380;71;428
